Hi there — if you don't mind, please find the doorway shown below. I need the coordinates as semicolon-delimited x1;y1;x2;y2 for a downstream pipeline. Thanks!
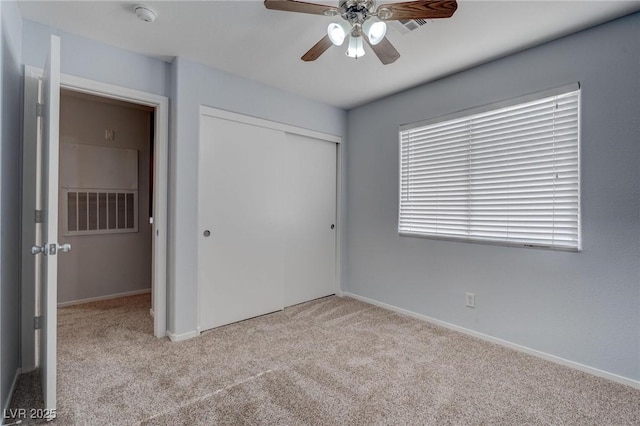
56;90;154;309
20;67;169;376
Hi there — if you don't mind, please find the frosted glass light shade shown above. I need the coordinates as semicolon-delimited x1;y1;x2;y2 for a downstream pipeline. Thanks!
346;35;365;58
327;22;348;46
363;20;386;45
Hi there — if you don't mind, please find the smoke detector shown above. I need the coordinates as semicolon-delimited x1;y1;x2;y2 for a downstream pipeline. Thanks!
135;5;157;23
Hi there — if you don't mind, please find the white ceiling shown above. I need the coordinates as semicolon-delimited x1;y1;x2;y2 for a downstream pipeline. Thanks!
18;0;640;109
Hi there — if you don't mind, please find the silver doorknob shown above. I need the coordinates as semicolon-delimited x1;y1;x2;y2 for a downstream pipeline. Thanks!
31;243;71;256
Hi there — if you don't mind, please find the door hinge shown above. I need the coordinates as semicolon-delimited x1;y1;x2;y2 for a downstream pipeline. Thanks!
36;103;44;117
34;209;45;223
34;316;43;330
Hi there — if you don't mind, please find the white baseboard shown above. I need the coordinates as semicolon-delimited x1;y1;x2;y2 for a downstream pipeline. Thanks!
344;292;640;389
3;368;22;417
57;289;151;307
168;329;199;342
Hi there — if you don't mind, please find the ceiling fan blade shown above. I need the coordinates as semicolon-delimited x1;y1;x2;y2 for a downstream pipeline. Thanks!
376;0;457;20
264;0;339;16
301;35;333;62
365;36;400;65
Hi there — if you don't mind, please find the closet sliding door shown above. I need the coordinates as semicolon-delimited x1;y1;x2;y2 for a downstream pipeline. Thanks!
198;116;285;330
198;112;338;332
282;133;336;307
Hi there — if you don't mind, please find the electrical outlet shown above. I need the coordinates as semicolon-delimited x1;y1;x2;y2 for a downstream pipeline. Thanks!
465;292;475;308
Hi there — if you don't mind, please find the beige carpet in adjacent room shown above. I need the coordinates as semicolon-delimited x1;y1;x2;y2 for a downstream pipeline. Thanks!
9;294;639;425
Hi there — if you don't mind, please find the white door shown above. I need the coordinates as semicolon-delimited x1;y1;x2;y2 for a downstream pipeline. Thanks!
198;116;285;330
282;133;337;306
31;35;65;419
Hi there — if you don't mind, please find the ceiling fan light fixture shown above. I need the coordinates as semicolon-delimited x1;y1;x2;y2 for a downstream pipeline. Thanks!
346;34;365;59
264;0;458;65
327;22;349;46
363;19;387;45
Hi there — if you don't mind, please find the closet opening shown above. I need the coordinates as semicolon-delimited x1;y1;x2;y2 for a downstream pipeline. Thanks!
56;89;155;326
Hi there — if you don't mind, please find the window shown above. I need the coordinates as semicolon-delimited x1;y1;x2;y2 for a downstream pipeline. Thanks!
399;84;581;251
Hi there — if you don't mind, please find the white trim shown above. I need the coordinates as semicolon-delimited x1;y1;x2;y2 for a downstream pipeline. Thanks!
62;72;167;109
168;329;200;342
57;289;151;308
3;368;22;416
344;292;640;390
24;66;169;339
335;143;344;295
199;105;342;144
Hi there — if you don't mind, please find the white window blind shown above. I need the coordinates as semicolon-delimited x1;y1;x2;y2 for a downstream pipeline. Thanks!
399;85;581;251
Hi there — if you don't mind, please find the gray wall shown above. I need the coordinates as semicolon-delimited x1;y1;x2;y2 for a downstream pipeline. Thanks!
57;93;152;304
345;13;640;382
22;20;169;97
0;0;23;411
169;57;347;335
20;21;348;337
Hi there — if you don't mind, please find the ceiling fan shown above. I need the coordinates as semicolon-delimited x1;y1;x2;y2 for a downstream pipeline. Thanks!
264;0;457;64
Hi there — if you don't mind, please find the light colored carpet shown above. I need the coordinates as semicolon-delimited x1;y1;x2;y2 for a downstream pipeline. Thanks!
9;294;639;425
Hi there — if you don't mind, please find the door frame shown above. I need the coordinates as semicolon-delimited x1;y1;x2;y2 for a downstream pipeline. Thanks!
21;67;169;369
196;105;343;333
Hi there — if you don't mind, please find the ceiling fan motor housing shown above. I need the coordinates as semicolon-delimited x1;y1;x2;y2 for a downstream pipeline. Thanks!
339;0;377;25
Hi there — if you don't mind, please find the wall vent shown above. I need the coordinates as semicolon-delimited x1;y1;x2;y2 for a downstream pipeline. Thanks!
390;19;430;35
64;189;138;236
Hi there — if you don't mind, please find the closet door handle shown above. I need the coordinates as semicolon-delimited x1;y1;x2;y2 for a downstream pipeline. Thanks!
203;230;211;237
